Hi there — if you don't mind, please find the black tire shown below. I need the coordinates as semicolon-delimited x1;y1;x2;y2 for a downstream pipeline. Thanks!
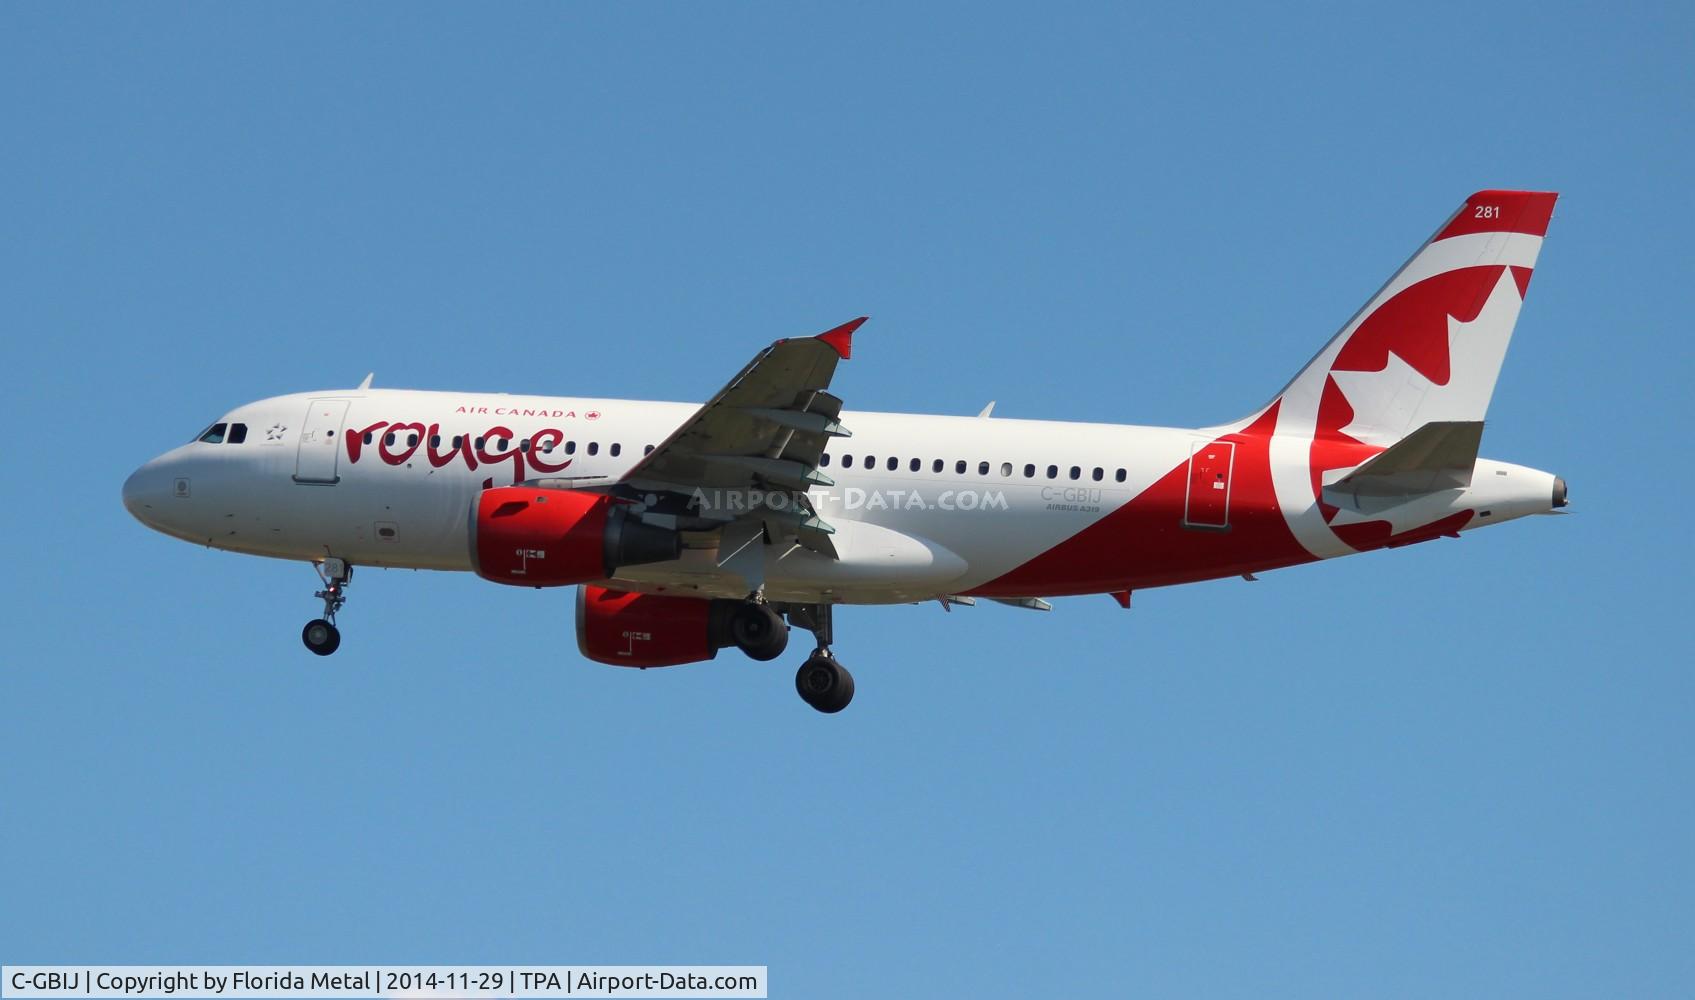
818;663;854;713
302;619;341;656
795;655;854;713
731;603;788;662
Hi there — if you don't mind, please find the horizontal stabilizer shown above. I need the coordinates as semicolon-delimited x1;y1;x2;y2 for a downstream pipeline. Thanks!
1329;421;1483;500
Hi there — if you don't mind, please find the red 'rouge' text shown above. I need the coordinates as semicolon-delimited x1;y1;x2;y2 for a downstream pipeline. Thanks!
345;421;574;485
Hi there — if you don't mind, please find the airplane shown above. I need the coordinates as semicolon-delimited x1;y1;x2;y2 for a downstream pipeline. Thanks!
123;190;1567;713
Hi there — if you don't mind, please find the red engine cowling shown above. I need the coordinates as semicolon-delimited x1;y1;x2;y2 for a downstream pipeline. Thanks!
575;585;737;668
470;487;680;587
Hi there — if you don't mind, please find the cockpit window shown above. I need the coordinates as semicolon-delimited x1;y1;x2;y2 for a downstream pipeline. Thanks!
227;423;248;444
198;423;228;444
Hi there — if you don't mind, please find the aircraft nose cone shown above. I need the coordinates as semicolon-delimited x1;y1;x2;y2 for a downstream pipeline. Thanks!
122;461;169;525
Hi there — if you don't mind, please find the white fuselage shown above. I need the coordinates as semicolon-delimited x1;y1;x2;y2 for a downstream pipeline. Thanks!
122;387;1561;605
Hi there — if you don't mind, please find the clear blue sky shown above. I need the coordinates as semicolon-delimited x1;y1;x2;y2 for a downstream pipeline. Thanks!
3;3;1690;996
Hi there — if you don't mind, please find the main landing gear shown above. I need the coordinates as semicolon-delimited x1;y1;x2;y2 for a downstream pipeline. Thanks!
727;597;852;713
782;603;853;714
728;600;788;662
302;558;351;656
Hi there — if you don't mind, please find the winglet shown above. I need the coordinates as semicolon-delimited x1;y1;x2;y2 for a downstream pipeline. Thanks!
815;317;867;360
357;372;374;390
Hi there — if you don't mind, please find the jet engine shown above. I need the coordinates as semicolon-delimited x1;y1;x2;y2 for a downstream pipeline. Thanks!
575;585;741;668
470;487;680;587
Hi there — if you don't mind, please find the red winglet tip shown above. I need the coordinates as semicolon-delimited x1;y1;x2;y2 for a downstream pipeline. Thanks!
815;316;867;360
1110;589;1132;609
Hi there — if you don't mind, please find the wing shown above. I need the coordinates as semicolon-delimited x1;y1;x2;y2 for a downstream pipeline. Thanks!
620;317;865;559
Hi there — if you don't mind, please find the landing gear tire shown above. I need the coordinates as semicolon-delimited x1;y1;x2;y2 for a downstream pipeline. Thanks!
304;558;351;656
302;618;341;656
795;654;854;714
731;602;789;662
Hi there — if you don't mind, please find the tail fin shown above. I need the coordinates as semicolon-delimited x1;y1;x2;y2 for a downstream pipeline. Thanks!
1258;190;1557;447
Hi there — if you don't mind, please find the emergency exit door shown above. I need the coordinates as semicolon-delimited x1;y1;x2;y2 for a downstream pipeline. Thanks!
294;398;351;484
1183;440;1235;529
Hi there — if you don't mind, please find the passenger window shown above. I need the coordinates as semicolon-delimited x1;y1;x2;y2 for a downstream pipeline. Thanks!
227;423;248;444
644;444;655;455
1092;467;1103;481
611;443;622;457
408;433;419;448
975;461;987;475
1000;462;1013;477
519;439;531;452
452;435;463;449
430;435;441;449
384;432;395;446
565;441;576;455
1069;466;1081;480
842;454;853;466
820;453;832;467
1047;465;1058;479
887;456;898;471
198;423;227;444
909;458;920;472
475;437;485;450
955;460;966;474
1115;468;1126;483
364;432;374;445
864;455;875;469
1023;463;1035;478
932;459;943;473
587;442;599;456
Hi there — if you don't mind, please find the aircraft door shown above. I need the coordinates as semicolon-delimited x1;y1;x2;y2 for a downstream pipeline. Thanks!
295;398;351;484
1183;440;1235;529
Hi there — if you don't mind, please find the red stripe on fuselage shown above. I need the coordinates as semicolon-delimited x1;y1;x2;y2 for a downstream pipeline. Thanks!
966;404;1315;597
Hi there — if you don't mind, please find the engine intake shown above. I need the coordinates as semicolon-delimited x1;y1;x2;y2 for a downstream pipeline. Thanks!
470;487;680;587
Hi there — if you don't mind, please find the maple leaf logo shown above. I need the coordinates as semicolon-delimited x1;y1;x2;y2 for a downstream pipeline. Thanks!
1327;268;1524;449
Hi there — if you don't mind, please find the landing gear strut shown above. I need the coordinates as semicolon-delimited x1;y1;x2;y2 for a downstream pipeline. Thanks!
783;603;854;713
302;558;351;656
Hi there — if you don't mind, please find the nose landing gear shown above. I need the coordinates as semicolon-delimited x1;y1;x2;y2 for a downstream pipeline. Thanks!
782;603;854;713
302;618;340;656
302;558;351;656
